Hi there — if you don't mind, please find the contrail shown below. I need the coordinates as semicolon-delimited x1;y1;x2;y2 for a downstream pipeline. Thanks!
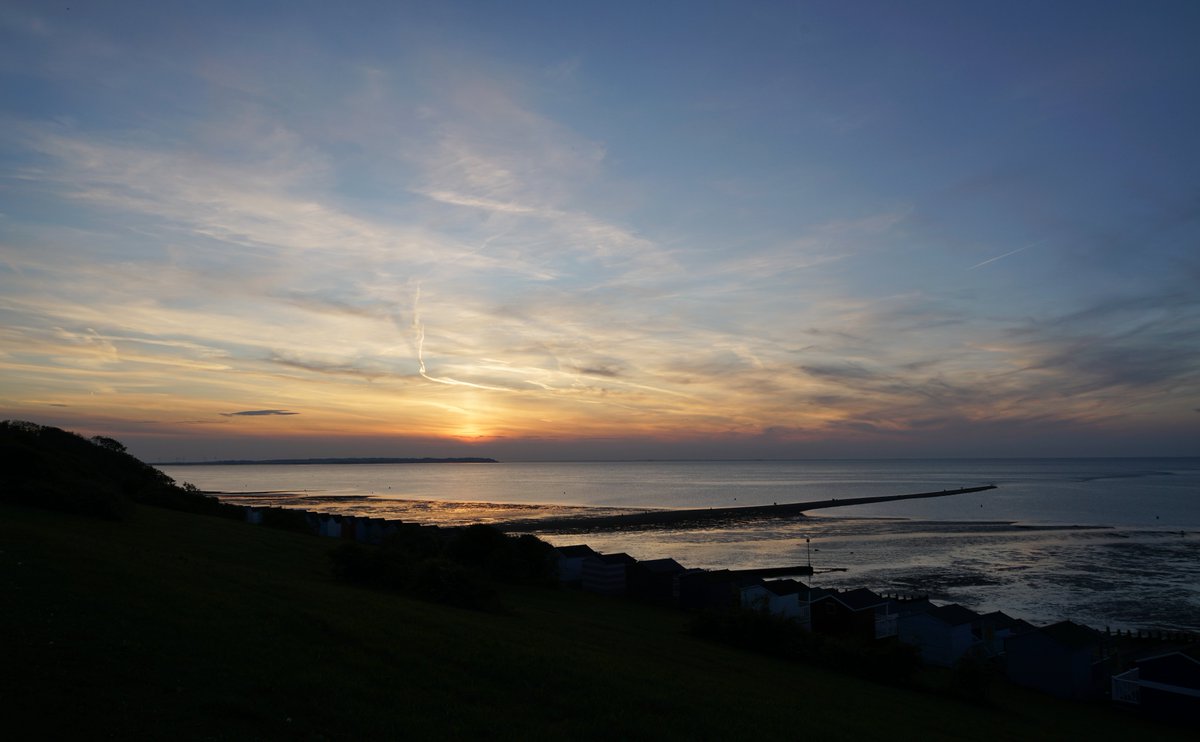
967;240;1043;270
411;283;512;392
412;284;427;376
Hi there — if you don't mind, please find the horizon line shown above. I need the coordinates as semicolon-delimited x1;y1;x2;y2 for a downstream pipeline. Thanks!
152;454;1200;465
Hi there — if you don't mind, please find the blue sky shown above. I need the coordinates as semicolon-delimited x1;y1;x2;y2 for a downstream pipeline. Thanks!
1;1;1198;460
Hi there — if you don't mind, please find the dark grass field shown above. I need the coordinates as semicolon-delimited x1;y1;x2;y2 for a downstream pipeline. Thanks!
2;502;1188;740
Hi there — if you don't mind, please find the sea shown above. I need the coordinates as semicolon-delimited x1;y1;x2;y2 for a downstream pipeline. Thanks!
156;458;1200;633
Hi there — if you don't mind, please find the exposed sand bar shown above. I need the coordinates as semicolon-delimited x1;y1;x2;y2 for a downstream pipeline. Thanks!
498;485;997;534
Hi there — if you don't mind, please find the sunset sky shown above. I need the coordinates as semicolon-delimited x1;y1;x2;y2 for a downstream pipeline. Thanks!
2;1;1198;461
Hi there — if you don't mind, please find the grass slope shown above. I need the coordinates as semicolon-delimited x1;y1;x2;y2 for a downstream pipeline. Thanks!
2;503;1185;740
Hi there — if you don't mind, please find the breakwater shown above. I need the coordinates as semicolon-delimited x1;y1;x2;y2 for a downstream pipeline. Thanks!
497;485;997;533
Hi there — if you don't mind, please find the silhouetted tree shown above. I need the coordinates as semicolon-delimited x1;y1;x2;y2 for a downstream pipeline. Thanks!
692;607;920;686
89;435;127;453
0;420;241;520
442;524;557;584
410;558;499;611
380;525;442;561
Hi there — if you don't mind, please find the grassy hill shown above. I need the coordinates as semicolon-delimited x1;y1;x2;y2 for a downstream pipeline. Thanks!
0;421;1189;739
3;501;1189;740
0;420;236;519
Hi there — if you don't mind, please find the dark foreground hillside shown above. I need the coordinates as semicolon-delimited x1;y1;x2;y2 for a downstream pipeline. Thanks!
0;420;236;519
3;501;1189;741
0;422;1189;739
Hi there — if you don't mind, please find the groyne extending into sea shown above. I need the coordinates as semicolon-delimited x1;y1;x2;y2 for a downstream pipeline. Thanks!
497;485;997;533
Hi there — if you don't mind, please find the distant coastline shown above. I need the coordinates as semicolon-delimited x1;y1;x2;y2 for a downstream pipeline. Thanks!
153;457;499;466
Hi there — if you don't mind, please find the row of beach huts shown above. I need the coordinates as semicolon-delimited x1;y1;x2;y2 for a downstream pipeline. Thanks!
240;505;1199;722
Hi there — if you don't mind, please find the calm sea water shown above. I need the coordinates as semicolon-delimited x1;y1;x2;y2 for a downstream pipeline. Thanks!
158;458;1200;632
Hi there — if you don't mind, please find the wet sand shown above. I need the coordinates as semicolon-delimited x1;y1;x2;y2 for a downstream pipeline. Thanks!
211;490;635;526
207;483;1199;631
558;515;1199;632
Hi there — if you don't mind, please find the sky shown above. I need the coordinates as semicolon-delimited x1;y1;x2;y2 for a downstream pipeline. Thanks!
1;1;1198;461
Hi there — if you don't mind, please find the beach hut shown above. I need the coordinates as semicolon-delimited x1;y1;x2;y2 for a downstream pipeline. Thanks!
321;515;342;539
363;518;385;545
553;544;600;585
739;579;814;629
1111;648;1200;721
677;569;757;611
897;604;982;667
810;588;897;640
739;579;768;610
974;610;1034;658
581;552;635;596
626;558;686;604
1005;620;1111;699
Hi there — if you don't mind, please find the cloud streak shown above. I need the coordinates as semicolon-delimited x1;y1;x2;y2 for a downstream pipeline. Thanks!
967;240;1042;270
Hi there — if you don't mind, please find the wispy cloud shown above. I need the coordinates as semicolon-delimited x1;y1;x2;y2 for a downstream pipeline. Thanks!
2;5;1197;456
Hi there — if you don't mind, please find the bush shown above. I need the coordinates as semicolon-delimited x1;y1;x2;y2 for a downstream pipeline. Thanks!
442;524;556;584
380;525;443;561
443;524;510;569
329;517;558;612
257;507;312;533
410;558;500;611
329;543;502;612
329;543;390;586
948;655;997;704
692;606;803;656
89;435;127;453
691;608;920;686
508;533;557;584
